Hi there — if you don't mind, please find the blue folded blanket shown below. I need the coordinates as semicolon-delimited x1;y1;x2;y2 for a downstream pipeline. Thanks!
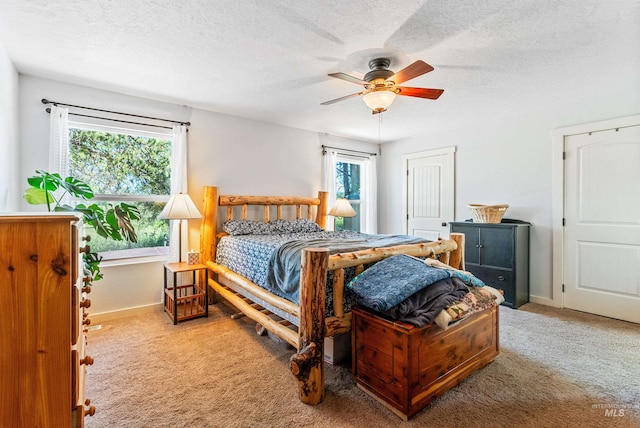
347;254;452;312
380;277;469;327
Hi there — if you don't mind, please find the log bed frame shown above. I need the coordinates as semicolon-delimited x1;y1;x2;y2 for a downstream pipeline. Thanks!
199;186;473;405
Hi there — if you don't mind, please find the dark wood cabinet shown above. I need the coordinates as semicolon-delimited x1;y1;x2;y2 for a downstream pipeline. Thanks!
450;220;530;308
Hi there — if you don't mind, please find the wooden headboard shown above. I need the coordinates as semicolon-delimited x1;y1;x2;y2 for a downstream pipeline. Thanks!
199;186;329;263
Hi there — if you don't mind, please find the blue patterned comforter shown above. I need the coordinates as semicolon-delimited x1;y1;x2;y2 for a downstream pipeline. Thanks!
215;231;428;314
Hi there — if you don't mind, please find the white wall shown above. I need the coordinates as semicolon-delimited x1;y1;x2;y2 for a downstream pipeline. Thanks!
18;75;377;316
378;86;640;304
0;43;19;211
187;109;377;234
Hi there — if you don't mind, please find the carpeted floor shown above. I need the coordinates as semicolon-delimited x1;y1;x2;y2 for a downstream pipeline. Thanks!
84;302;640;428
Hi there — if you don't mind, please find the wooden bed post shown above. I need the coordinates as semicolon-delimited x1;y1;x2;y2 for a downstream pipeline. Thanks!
315;191;328;229
290;248;328;405
200;186;219;303
448;232;465;270
200;186;219;263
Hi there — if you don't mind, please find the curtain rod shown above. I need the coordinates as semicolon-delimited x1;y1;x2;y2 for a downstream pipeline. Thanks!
41;98;190;127
45;108;176;130
321;145;377;157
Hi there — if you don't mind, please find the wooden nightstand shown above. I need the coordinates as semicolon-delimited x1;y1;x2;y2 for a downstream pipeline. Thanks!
163;262;209;324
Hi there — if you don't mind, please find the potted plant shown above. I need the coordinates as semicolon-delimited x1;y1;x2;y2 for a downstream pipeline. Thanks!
23;170;140;285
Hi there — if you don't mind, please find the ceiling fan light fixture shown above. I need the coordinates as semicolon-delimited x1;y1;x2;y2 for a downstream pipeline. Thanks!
323;58;442;109
362;90;396;113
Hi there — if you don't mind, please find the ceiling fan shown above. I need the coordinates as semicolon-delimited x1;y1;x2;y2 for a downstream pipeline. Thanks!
321;58;444;114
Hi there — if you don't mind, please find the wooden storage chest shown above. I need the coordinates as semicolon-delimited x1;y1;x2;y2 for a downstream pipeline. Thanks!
352;305;499;420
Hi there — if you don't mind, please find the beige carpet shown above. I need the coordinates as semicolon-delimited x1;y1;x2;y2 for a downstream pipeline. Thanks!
84;302;640;428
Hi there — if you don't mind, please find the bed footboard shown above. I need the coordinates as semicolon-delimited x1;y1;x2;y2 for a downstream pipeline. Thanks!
290;233;465;405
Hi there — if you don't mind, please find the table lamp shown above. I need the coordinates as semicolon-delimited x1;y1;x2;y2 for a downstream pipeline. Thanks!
329;198;356;230
158;193;202;262
329;198;357;218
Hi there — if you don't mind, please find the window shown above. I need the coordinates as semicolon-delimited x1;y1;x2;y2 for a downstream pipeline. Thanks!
334;157;363;232
68;123;172;259
323;147;377;233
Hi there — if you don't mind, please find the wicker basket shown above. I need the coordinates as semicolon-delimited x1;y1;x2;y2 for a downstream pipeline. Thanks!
467;204;509;223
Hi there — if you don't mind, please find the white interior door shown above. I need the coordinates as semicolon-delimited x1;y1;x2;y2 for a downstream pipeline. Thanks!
404;147;455;240
564;125;640;323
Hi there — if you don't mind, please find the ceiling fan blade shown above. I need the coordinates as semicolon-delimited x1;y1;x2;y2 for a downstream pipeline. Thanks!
321;92;365;105
387;60;434;85
396;86;444;99
328;72;368;85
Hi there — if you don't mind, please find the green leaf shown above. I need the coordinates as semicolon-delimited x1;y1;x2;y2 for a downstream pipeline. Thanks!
119;202;141;221
61;176;94;199
23;188;54;206
78;203;104;215
87;215;114;240
27;171;63;191
83;251;104;283
104;209;124;241
74;204;99;218
113;204;138;243
73;203;113;240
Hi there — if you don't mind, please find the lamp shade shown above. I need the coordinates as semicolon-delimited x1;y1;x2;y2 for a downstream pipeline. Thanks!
328;198;357;218
362;90;397;112
158;193;202;220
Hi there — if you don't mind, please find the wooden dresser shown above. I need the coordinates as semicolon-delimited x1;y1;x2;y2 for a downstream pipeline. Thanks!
0;214;95;427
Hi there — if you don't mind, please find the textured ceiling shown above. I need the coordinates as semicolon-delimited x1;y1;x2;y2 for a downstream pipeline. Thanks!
1;0;639;142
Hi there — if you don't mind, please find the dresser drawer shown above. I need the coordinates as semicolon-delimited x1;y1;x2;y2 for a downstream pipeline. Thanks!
466;265;515;307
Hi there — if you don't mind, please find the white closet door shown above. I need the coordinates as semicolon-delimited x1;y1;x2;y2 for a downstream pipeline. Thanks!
564;125;640;323
405;147;455;241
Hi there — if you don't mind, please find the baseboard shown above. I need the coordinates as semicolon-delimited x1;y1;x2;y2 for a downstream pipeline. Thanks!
91;303;163;323
528;295;561;308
